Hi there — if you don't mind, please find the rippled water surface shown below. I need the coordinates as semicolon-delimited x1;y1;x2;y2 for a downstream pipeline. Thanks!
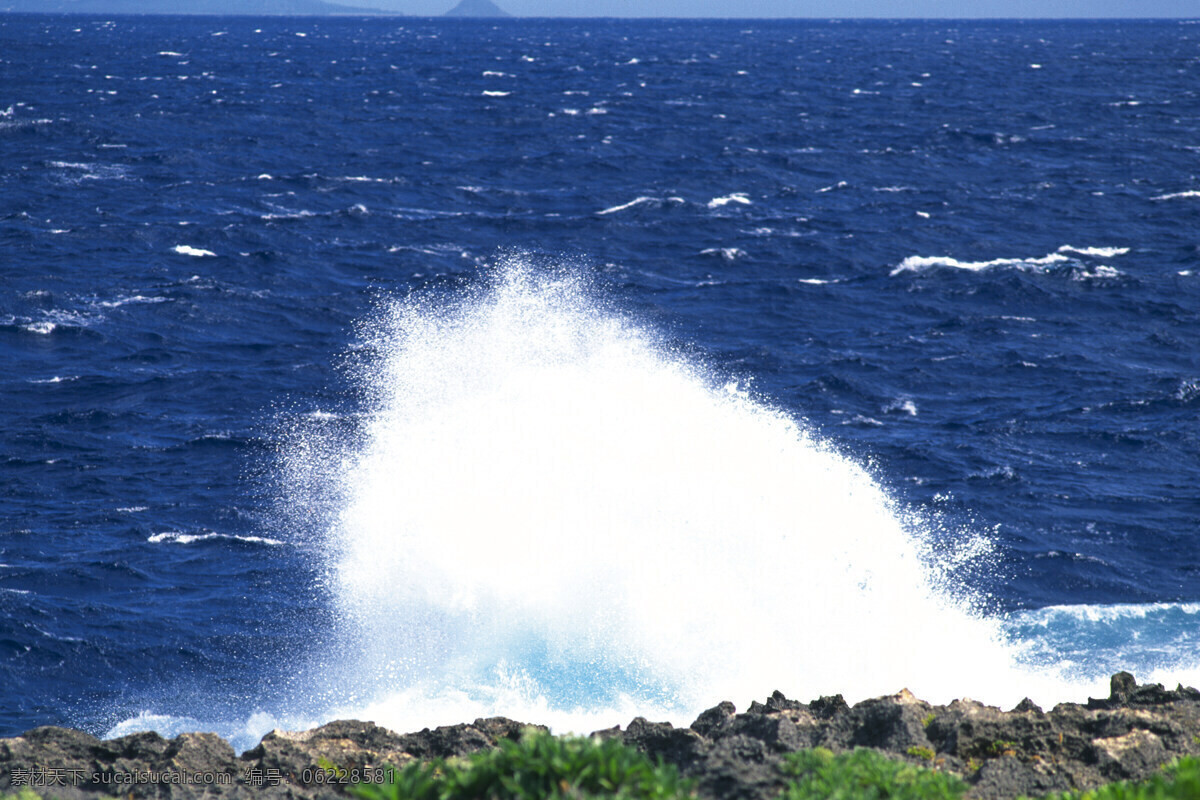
2;15;1200;750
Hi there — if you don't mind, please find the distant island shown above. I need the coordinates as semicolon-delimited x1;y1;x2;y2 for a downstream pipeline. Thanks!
444;0;510;16
0;0;399;14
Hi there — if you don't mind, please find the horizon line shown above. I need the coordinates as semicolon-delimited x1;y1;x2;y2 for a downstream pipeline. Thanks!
1;10;1196;19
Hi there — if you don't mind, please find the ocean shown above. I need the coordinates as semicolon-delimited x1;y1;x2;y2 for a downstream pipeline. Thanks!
2;14;1200;754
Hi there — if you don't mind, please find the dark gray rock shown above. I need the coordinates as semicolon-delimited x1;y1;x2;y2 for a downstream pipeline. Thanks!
842;689;934;752
689;701;736;738
3;674;1199;800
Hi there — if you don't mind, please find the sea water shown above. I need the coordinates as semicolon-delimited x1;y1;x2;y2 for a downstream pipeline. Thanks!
2;16;1200;754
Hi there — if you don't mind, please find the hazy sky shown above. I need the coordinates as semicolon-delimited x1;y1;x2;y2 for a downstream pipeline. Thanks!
372;0;1199;17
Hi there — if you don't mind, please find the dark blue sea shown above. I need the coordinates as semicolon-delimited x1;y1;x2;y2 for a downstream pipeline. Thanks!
3;14;1200;751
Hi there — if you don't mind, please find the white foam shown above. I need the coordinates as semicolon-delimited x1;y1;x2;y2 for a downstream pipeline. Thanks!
700;247;746;260
885;398;919;416
278;260;1092;738
148;532;284;546
891;252;1069;276
596;196;657;215
1072;265;1123;281
98;295;168;308
24;321;58;335
1017;602;1200;624
1057;245;1129;258
482;90;510;97
172;245;216;257
707;193;751;209
260;210;316;221
1153;190;1200;200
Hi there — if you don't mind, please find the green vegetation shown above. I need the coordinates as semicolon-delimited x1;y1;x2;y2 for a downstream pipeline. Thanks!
1027;756;1200;800
348;733;1200;800
350;729;694;800
907;745;936;762
0;790;44;800
780;747;965;800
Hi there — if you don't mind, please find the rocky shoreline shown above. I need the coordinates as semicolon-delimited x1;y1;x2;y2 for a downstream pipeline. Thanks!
2;674;1199;799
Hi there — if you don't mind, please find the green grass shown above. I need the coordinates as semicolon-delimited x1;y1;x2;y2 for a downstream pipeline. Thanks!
1026;756;1200;800
0;791;44;800
780;747;966;800
347;732;1200;800
350;729;694;800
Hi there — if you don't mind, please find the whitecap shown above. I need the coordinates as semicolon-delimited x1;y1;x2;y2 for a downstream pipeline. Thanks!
1057;245;1129;258
1071;265;1124;281
482;90;510;97
816;180;848;193
147;532;285;546
98;295;168;308
699;247;746;260
1153;190;1200;200
172;245;216;257
596;196;657;215
890;252;1069;276
707;193;751;209
884;398;918;416
260;210;317;221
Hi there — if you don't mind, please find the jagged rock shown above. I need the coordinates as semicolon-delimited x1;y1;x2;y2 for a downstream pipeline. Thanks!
842;688;934;752
690;735;786;800
1011;698;1043;714
971;754;1073;800
690;701;736;738
3;675;1200;800
808;693;850;719
1090;729;1169;781
617;717;706;769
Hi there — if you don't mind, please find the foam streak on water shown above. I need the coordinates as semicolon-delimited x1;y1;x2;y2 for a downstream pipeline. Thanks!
284;260;1084;735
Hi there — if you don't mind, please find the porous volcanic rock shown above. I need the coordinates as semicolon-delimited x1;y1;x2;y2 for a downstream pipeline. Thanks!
2;674;1198;800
